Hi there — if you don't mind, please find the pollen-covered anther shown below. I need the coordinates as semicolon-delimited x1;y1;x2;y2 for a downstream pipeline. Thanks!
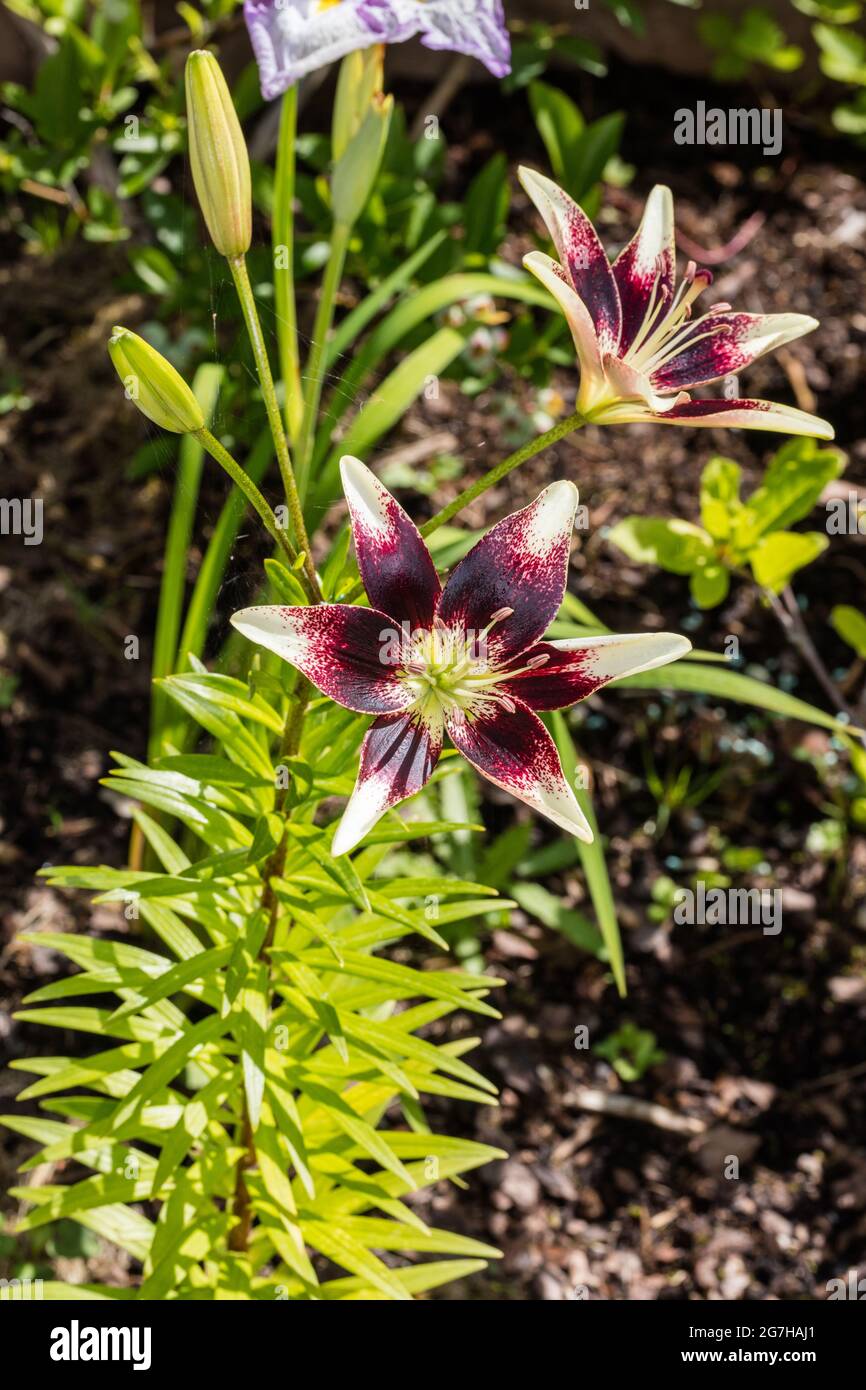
526;653;551;670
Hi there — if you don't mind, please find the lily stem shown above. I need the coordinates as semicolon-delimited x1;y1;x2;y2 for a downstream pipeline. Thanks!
295;220;352;502
195;427;301;573
421;411;585;538
764;584;857;726
274;86;303;444
228;675;313;1254
228;253;321;600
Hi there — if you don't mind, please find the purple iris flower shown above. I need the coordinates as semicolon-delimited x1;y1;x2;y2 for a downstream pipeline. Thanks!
244;0;511;101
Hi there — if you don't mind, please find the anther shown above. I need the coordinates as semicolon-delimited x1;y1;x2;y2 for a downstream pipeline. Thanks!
526;654;550;669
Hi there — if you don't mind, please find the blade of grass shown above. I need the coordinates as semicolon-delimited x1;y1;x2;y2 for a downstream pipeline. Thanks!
614;662;863;738
160;429;274;755
312;272;552;476
323;229;448;369
312;326;466;514
273;86;303;443
550;710;626;997
148;364;224;761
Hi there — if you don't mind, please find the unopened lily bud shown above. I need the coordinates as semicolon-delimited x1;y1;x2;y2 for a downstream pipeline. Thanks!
332;92;393;229
108;327;204;434
185;49;251;258
332;45;385;163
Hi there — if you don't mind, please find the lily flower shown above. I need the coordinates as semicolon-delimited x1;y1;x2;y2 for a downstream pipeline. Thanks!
519;168;834;440
244;0;511;101
232;458;691;855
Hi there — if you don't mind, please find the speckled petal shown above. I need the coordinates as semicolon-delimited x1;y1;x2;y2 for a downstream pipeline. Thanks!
519;166;621;354
437;481;579;666
650;312;819;393
340;456;441;630
612;185;676;356
332;708;442;855
230;604;413;714
501;632;692;710
446;698;593;841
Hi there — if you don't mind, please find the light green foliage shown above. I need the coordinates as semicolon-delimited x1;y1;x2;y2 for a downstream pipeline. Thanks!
695;1;866;143
698;8;804;79
609;438;845;607
1;0;187;246
831;605;866;659
528;81;625;219
595;1023;665;1082
4;672;508;1300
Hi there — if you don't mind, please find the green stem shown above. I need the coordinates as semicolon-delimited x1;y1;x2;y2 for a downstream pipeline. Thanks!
149;371;215;760
296;220;351;502
764;583;856;723
273;87;303;444
195;426;302;576
228;254;320;599
228;676;311;1253
421;411;585;538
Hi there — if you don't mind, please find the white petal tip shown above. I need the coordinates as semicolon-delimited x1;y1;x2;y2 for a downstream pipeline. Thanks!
536;478;580;529
339;454;368;487
330;826;355;858
331;778;390;858
230;607;264;636
548;479;579;506
656;633;692;661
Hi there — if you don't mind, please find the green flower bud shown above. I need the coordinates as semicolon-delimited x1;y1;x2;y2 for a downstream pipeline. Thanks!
332;92;393;229
108;327;204;434
332;45;385;164
185;49;251;259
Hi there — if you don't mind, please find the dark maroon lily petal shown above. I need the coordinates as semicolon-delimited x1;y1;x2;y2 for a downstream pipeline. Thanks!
519;167;621;354
501;633;692;711
612;185;676;356
340;456;441;630
437;481;579;666
650;397;835;438
230;604;414;715
649;311;818;393
331;709;442;855
446;698;592;841
523;252;607;401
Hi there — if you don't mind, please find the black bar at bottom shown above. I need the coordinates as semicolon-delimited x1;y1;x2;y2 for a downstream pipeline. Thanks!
1;1293;861;1374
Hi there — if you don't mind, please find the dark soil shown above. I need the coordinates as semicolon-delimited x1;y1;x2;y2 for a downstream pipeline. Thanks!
2;57;865;1299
